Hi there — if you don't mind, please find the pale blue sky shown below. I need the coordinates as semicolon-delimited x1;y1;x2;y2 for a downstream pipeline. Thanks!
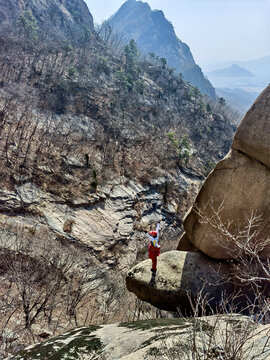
85;0;270;68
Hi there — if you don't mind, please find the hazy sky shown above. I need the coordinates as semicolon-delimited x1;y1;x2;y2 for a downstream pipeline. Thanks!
85;0;270;69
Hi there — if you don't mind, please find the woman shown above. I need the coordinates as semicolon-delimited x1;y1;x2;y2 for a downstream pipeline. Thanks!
147;222;161;274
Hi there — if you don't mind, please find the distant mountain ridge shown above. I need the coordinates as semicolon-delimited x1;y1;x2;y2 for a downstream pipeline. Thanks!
205;55;270;78
108;0;216;98
204;56;269;114
208;64;254;78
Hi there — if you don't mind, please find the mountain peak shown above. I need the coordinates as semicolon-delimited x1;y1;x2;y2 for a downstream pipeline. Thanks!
121;0;151;11
108;1;216;98
229;64;247;71
208;64;254;78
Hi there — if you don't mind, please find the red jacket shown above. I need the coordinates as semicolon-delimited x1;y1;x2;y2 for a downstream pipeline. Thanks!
148;243;160;259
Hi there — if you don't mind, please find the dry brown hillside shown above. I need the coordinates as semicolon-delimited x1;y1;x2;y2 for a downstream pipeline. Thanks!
0;0;236;356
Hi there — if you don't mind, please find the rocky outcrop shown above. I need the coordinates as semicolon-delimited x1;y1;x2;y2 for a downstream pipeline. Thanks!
0;0;94;41
0;179;186;271
12;316;270;360
126;251;235;312
177;232;199;253
180;84;270;260
126;85;269;314
108;0;216;98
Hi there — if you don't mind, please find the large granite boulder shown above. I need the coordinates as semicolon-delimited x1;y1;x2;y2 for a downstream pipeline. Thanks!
233;85;270;168
179;84;270;260
126;251;235;312
181;149;270;259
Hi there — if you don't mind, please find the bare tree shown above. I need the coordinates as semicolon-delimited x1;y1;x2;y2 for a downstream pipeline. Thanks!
191;200;270;327
0;221;96;356
194;202;270;289
96;21;125;54
170;288;270;360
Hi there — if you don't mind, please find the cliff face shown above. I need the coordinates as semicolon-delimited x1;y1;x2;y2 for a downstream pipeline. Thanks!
0;0;94;41
108;0;216;98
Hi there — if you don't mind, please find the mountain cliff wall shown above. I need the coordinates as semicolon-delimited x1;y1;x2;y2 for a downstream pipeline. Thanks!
0;0;94;42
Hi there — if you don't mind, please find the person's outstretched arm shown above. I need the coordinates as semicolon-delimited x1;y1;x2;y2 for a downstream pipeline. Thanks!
156;222;160;241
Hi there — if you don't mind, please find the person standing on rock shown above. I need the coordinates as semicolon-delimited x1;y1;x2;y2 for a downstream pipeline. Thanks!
148;222;161;276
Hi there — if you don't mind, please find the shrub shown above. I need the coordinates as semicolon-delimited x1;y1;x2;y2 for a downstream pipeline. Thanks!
180;135;191;150
206;103;212;114
135;79;144;94
71;10;80;22
167;133;192;167
124;39;139;67
63;39;73;55
91;169;98;190
97;56;111;75
116;70;132;91
167;132;179;148
78;25;92;44
68;67;77;77
218;97;226;107
168;67;175;74
160;58;167;69
17;11;38;38
203;161;215;175
178;148;191;166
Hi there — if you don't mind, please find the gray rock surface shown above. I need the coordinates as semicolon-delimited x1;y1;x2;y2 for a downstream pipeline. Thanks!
0;176;193;272
11;316;270;360
0;0;94;41
126;250;235;312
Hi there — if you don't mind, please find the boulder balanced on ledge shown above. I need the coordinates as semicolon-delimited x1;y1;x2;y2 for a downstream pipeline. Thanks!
126;250;235;312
